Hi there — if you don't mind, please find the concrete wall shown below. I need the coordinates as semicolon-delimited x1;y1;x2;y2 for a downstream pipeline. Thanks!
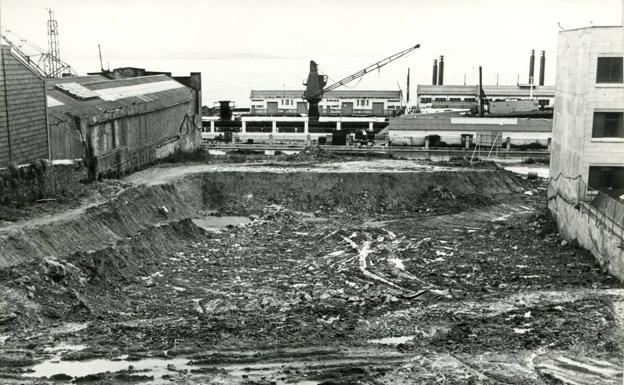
550;26;624;184
0;46;49;167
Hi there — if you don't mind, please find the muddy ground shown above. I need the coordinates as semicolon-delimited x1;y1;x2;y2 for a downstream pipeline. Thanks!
0;158;622;384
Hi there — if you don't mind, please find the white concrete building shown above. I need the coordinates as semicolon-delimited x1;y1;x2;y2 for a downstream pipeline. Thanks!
550;26;624;195
417;85;555;113
549;25;624;281
249;90;402;117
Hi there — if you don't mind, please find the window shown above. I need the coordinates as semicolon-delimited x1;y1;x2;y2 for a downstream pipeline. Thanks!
464;98;476;102
589;166;624;190
538;99;550;107
450;98;461;102
420;97;432;103
592;112;624;138
596;57;623;83
434;97;447;101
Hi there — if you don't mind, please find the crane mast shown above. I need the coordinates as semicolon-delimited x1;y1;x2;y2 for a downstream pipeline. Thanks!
303;44;420;120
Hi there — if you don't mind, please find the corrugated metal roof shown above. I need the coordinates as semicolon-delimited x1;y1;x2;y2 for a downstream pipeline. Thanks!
417;84;555;97
250;90;401;99
46;75;194;122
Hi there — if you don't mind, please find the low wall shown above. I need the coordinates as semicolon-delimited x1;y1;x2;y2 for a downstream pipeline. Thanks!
549;179;624;281
0;161;88;207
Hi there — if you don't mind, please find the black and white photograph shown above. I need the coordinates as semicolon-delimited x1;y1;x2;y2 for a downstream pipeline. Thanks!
0;0;623;383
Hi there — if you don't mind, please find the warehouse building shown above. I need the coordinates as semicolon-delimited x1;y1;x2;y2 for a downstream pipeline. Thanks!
249;90;403;117
386;114;552;147
47;74;202;178
548;25;624;280
417;84;555;113
0;44;49;167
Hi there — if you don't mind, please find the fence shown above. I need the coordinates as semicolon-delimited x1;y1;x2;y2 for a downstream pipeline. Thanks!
549;174;624;243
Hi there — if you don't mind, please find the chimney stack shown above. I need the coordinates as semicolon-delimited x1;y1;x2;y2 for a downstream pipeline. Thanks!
438;55;444;86
432;59;438;85
528;49;535;85
538;51;546;86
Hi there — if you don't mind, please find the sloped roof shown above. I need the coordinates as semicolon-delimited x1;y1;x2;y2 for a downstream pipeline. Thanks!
250;90;402;99
46;75;194;123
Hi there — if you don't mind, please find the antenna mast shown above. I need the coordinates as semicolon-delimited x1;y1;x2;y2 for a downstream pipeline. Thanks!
46;9;62;77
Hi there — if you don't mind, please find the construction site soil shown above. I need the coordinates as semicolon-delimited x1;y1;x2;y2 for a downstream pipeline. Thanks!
0;158;622;384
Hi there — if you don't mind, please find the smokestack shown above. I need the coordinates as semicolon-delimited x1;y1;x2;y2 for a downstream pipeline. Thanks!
406;68;410;104
528;49;535;85
432;59;438;85
479;66;484;117
539;51;545;86
438;55;444;86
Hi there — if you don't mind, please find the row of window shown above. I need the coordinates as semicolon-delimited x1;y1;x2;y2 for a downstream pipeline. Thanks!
356;99;370;106
420;97;549;104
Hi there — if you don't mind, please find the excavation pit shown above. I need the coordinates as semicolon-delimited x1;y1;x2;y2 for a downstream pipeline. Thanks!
0;160;621;384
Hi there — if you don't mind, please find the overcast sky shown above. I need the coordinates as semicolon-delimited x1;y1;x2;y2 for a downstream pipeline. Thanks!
1;0;623;104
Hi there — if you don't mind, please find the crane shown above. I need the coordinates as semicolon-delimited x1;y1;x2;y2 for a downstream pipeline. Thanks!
303;44;420;120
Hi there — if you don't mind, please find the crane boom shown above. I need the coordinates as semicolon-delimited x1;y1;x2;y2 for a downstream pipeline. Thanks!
304;44;420;119
322;44;420;95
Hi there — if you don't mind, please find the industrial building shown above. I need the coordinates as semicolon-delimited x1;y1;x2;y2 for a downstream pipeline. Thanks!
416;84;556;113
419;51;554;114
386;114;552;147
249;90;403;117
0;44;49;168
549;25;624;280
47;74;202;178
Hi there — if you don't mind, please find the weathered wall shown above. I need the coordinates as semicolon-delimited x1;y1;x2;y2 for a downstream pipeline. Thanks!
48;118;85;160
86;102;201;177
549;194;624;281
0;46;49;167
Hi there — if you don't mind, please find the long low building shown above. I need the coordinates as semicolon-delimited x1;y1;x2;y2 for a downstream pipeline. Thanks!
250;90;403;117
417;84;555;113
387;114;552;147
47;74;202;178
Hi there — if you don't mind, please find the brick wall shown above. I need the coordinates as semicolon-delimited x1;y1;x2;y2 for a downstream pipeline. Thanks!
0;46;49;167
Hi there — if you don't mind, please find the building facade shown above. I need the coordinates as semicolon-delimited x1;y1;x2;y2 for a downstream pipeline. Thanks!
549;25;624;281
416;84;555;113
0;45;49;167
249;90;402;117
550;26;624;195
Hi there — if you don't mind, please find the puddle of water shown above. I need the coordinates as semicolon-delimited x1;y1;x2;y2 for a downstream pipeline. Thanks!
503;165;549;178
368;336;415;345
43;343;87;353
208;149;227;156
25;357;190;380
192;216;251;231
48;322;89;335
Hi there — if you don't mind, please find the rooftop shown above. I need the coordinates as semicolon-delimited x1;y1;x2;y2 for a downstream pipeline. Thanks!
250;90;402;99
46;75;195;122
